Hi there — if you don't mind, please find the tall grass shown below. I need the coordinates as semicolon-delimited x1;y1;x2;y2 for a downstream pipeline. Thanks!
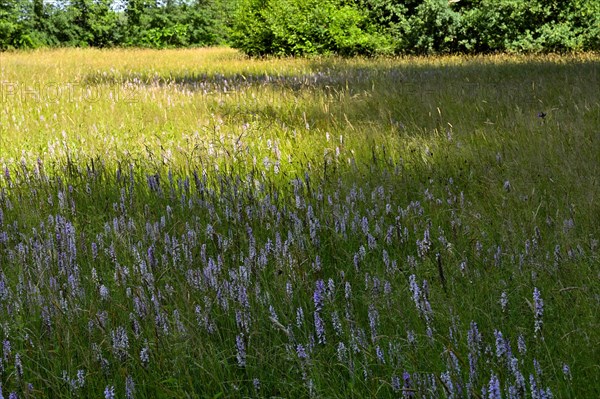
0;48;598;398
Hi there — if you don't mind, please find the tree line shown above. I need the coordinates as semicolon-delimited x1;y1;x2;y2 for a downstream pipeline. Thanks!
1;0;599;54
0;0;236;49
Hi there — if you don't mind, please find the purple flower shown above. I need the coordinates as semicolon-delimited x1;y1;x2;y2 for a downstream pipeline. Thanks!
14;353;22;378
111;326;129;361
441;371;454;399
336;342;347;363
417;227;431;257
488;374;501;399
104;385;115;399
533;287;544;337
314;312;326;344
376;346;385;363
517;334;527;354
99;284;109;301
314;280;325;311
140;343;150;366
533;359;543;376
296;344;308;360
125;375;135;399
76;369;85;388
296;307;304;328
391;375;401;392
368;304;379;342
236;334;246;367
500;292;508;312
403;371;414;398
331;311;342;336
3;340;11;361
345;282;352;301
562;363;571;380
494;330;506;358
409;275;421;310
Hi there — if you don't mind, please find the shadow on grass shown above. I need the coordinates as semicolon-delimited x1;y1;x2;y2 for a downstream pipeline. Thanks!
81;57;599;133
82;56;599;94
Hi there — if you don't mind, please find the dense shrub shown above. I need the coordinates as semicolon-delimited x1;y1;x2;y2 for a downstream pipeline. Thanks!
230;0;600;56
231;0;389;56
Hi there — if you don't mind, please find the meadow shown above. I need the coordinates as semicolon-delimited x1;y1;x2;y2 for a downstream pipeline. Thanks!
0;48;599;398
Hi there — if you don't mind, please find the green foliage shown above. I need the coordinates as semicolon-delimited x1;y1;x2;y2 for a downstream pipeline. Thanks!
401;0;462;54
230;0;274;56
0;0;234;50
231;0;388;56
230;0;600;56
0;0;598;53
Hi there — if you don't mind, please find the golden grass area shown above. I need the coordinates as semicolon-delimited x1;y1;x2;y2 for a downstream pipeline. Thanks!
0;47;598;192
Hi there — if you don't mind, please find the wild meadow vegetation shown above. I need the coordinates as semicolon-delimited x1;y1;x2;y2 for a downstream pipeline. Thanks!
0;48;599;398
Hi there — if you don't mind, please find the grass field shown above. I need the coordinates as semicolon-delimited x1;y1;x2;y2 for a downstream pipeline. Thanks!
0;48;599;398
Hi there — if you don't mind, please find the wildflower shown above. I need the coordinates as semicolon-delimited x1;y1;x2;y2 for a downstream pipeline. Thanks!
111;326;129;361
562;363;571;380
76;369;85;388
3;340;10;361
236;334;246;367
344;282;352;300
367;233;376;249
368;304;379;342
403;371;414;398
313;280;325;311
533;359;543;376
500;291;508;312
314;312;326;344
529;374;538;399
563;218;574;233
104;385;115;399
376;346;385;363
441;371;454;399
14;354;22;378
408;274;421;311
126;375;135;399
331;311;343;336
336;342;347;363
517;334;527;354
99;284;109;301
296;307;304;328
494;330;506;358
140;344;150;366
391;375;401;393
416;227;431;257
296;344;308;360
533;287;544;337
488;374;502;399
